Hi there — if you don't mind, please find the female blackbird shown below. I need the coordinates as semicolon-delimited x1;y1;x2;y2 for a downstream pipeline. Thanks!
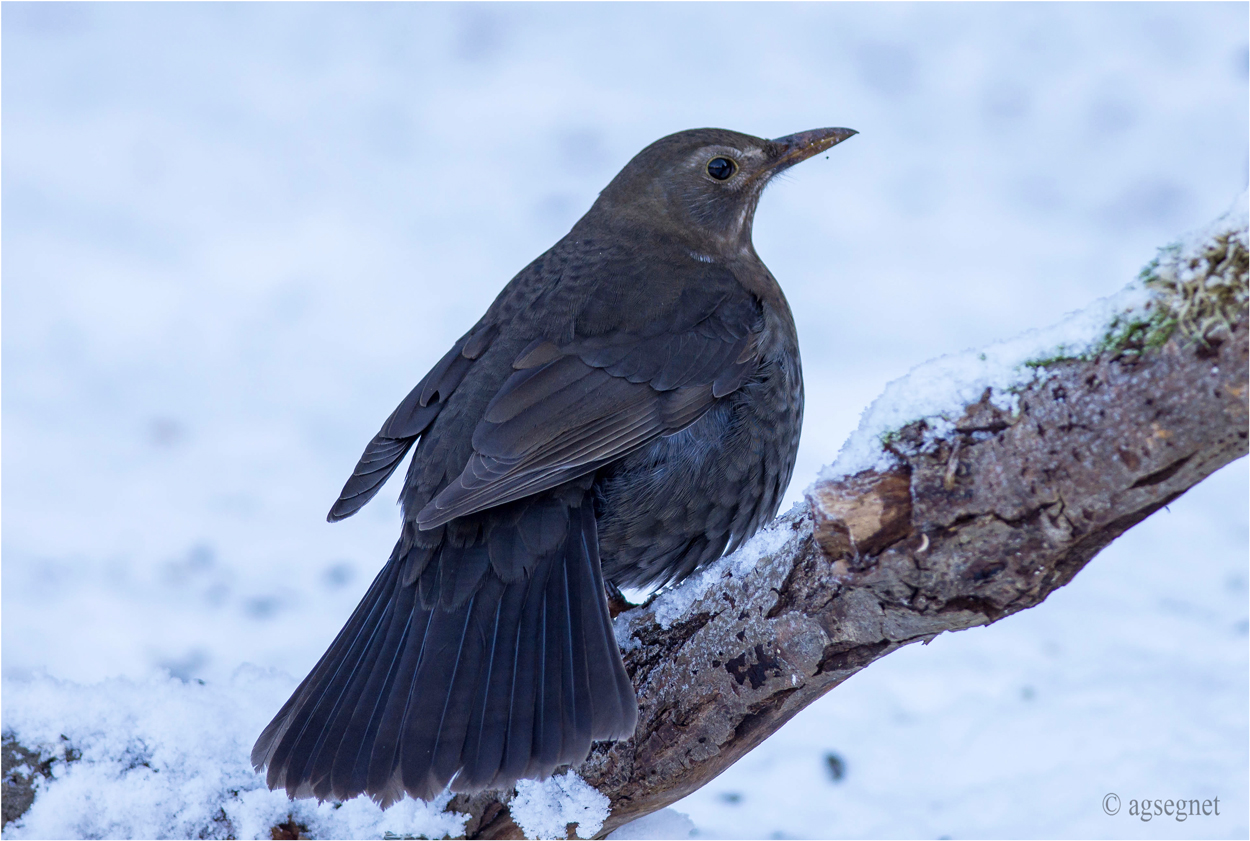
252;126;856;806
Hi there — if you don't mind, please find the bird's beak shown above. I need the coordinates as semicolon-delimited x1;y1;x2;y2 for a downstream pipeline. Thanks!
767;127;858;173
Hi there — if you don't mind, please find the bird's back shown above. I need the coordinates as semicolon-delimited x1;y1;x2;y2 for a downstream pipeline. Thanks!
252;124;852;807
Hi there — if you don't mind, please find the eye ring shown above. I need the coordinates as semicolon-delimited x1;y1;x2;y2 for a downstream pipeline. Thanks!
706;156;738;181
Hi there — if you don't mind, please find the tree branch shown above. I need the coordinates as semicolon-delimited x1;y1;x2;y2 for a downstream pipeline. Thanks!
3;216;1244;841
463;214;1249;838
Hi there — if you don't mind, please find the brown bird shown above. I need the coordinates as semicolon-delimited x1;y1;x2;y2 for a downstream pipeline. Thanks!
252;126;857;806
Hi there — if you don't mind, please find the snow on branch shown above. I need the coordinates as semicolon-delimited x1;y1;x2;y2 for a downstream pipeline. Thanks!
2;197;1247;840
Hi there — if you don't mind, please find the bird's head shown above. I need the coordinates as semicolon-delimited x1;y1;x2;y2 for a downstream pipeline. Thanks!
586;126;857;256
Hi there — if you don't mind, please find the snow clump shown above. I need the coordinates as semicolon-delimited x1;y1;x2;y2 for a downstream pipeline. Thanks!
510;770;610;839
0;668;469;840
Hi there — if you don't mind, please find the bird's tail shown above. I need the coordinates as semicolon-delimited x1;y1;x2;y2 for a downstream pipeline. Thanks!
251;497;637;806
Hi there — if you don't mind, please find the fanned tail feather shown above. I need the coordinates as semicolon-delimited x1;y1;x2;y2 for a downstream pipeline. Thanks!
251;496;636;805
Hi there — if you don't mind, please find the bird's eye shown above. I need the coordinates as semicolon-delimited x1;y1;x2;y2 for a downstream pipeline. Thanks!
706;156;737;181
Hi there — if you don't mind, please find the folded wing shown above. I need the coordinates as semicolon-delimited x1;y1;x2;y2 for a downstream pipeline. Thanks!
416;314;760;530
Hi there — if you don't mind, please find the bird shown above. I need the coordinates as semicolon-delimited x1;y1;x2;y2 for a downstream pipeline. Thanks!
252;126;857;807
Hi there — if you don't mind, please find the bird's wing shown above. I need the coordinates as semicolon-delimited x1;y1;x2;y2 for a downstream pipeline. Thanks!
415;292;762;530
327;323;499;522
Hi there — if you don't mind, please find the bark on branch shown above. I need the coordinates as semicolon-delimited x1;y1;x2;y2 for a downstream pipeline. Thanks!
3;220;1244;841
461;220;1249;838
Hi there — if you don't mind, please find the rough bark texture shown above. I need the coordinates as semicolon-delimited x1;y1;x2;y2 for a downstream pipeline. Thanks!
466;297;1248;837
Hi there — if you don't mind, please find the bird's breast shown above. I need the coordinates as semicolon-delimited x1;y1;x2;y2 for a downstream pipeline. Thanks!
593;339;803;590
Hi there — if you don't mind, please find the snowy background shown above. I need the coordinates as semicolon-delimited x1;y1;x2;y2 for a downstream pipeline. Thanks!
3;2;1247;838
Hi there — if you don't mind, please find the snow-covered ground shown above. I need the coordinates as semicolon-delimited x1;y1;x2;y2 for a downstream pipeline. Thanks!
3;3;1246;838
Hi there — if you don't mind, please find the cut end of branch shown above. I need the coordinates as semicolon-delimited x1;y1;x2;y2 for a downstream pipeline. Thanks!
809;469;912;565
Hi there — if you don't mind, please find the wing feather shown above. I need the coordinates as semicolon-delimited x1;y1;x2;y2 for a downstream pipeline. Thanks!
416;324;754;530
328;324;497;522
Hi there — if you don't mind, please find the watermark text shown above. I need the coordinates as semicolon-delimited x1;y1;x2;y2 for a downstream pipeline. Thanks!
1103;793;1221;822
